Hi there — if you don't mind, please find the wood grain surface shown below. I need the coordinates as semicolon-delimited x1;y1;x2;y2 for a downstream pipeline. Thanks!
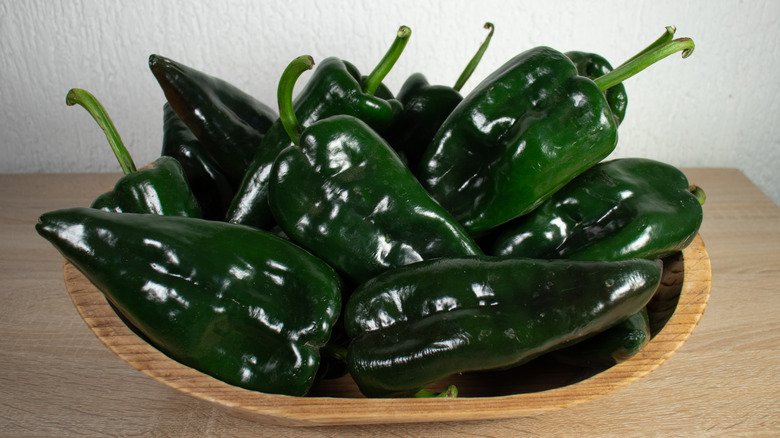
1;168;778;436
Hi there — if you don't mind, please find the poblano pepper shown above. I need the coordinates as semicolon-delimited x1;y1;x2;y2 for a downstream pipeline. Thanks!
161;103;234;220
344;256;663;397
416;30;695;233
36;207;342;396
565;51;627;126
226;26;410;230
66;89;202;217
552;308;651;369
386;23;494;169
565;26;680;127
489;158;705;261
268;56;481;286
149;54;278;186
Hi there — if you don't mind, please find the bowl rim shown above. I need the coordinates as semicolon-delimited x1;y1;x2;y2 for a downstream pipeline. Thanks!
62;234;711;426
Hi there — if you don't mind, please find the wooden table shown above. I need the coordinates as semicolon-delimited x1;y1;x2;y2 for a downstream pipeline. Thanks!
1;168;778;436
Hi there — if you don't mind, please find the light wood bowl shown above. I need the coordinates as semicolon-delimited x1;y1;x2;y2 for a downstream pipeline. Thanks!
63;234;711;426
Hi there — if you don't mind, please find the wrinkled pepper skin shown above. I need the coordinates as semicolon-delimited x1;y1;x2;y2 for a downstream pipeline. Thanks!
36;207;341;396
91;156;202;218
553;308;651;368
269;115;482;286
161;103;235;220
345;256;662;397
565;51;628;126
489;158;704;261
416;46;619;233
384;73;463;169
149;55;278;185
226;57;404;230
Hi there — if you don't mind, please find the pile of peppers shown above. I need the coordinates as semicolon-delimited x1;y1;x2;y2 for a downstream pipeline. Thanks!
37;24;705;398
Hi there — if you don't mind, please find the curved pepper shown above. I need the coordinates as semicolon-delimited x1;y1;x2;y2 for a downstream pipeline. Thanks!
386;23;494;169
489;157;705;261
416;31;695;233
161;103;234;220
148;54;278;185
225;26;410;230
344;256;663;397
65;88;201;217
553;308;651;368
269;56;481;286
36;207;342;396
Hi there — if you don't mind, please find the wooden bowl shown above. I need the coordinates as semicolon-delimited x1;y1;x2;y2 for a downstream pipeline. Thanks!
62;234;711;426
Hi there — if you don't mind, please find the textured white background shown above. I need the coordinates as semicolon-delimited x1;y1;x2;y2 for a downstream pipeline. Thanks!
2;0;779;205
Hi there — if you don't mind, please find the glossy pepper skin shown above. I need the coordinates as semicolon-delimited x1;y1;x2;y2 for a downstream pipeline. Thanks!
345;256;663;397
226;57;405;230
161;103;234;220
91;156;202;217
269;115;482;286
149;54;278;185
385;73;464;169
415;46;619;233
36;207;342;396
385;23;494;169
489;158;705;261
565;51;628;126
553;308;651;368
65;88;202;218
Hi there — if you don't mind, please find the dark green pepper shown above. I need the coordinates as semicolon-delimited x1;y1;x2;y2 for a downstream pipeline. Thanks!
268;56;481;286
161;103;235;220
66;89;202;217
148;54;278;185
36;207;342;396
489;158;705;261
344;256;663;397
416;31;695;233
565;26;680;127
386;23;494;169
565;51;627;125
552;308;651;369
226;26;410;230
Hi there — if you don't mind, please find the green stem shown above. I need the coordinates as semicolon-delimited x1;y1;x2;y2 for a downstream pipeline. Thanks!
690;184;706;205
362;25;412;96
66;88;136;175
594;37;695;91
617;26;677;68
453;22;495;92
414;385;458;398
278;55;315;145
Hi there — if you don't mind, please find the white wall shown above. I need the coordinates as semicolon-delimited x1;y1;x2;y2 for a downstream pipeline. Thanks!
2;0;779;205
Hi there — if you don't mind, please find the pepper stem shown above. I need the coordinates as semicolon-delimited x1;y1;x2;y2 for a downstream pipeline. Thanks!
66;88;137;175
414;385;459;398
278;55;315;145
453;22;495;92
594;34;695;91
690;184;707;205
617;26;677;68
362;25;412;96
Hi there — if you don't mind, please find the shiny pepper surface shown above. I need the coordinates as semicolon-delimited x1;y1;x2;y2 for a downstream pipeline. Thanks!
345;256;663;397
270;115;482;286
149;54;278;185
416;46;619;233
36;207;342;396
417;31;695;234
489;158;705;261
65;88;202;218
227;27;410;230
161;103;235;220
